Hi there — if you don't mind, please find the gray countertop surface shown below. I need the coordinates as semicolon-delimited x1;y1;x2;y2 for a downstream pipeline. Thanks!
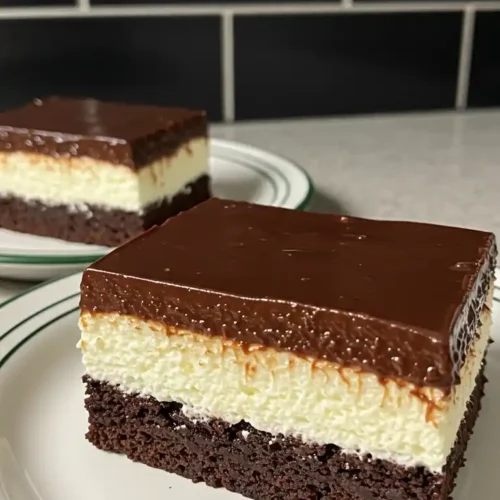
213;110;499;235
1;109;498;301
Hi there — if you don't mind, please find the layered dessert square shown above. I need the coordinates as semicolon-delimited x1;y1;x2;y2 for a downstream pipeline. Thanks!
79;198;496;499
0;97;209;247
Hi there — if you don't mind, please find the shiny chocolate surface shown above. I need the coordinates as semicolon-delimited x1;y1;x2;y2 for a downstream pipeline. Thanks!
80;198;497;388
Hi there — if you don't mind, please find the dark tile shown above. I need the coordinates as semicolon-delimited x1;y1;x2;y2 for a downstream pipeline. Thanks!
0;16;222;120
92;0;337;3
469;11;500;108
234;12;462;120
358;0;494;1
355;0;461;2
0;0;72;5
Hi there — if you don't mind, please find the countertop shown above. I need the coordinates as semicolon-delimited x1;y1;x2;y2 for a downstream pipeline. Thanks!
1;109;499;302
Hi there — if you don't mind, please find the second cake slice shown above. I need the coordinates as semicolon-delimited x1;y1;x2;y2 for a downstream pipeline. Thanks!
0;97;210;246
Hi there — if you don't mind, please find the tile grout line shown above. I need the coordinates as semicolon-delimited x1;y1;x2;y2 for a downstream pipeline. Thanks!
77;0;90;12
455;5;476;109
0;3;500;19
221;10;235;122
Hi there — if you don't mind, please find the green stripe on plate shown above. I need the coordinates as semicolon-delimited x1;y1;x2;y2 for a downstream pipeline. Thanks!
0;272;78;308
0;305;78;370
0;292;79;343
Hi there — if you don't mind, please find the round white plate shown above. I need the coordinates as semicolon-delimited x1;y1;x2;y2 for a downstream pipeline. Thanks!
0;138;313;281
0;274;499;500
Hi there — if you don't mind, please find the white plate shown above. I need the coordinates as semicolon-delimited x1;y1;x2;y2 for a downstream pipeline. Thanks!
0;274;499;500
0;138;313;281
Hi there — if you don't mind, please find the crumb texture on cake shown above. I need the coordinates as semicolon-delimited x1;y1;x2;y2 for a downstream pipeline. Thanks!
79;283;493;472
83;362;486;500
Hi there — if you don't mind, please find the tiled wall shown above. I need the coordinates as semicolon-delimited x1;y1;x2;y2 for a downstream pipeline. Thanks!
0;1;499;122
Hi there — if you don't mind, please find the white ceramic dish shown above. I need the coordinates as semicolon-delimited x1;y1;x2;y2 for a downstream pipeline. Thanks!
0;138;313;281
0;273;499;499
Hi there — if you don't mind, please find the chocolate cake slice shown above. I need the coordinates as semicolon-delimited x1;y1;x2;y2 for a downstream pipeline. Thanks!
78;198;497;499
0;97;210;247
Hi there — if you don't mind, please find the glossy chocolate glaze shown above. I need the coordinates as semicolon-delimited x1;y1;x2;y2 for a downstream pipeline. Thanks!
0;97;206;168
80;198;497;389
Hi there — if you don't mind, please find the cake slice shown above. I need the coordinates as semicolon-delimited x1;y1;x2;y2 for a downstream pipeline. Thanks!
0;97;209;247
79;198;496;499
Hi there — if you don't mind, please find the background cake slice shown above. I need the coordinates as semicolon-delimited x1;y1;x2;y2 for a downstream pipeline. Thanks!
79;198;496;499
0;97;210;247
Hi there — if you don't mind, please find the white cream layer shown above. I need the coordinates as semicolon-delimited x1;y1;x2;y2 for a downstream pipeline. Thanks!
0;137;208;213
78;287;492;473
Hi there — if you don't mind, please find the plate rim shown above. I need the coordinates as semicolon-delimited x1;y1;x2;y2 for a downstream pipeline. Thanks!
0;138;314;265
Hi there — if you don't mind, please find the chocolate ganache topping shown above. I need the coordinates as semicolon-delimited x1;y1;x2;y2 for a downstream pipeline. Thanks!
80;198;497;389
0;97;206;168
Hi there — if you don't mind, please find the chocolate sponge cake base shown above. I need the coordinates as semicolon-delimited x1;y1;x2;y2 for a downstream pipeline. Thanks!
84;365;486;500
0;175;210;247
